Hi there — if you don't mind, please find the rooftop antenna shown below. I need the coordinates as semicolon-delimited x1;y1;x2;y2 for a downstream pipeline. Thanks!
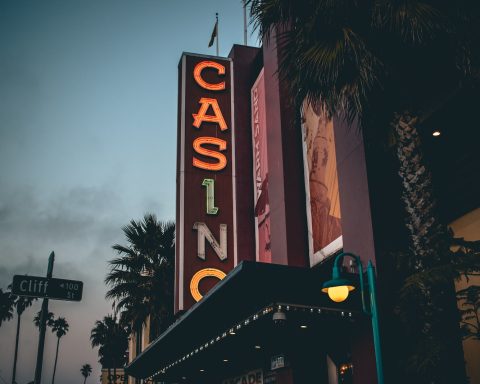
216;12;219;56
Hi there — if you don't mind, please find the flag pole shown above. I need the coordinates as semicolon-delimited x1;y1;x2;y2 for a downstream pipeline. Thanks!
243;1;247;45
216;12;219;56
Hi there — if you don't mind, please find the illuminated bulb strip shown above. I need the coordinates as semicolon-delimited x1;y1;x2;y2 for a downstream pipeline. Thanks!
155;304;357;375
157;306;269;373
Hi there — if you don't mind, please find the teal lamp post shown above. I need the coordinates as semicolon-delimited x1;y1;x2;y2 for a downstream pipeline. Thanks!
321;252;384;384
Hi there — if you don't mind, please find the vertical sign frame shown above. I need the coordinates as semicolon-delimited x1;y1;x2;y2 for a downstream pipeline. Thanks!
176;53;236;312
251;69;272;263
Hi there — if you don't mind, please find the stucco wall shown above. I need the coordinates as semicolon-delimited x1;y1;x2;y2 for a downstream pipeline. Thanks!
450;208;480;384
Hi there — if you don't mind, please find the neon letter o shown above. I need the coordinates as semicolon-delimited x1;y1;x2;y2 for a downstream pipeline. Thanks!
190;268;226;302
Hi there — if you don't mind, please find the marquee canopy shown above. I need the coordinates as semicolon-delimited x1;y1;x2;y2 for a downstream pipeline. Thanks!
126;261;363;381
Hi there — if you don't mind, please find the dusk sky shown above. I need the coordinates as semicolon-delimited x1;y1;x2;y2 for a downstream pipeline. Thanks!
0;1;259;383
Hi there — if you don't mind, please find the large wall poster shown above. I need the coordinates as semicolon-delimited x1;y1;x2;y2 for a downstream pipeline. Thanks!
301;99;342;266
251;69;272;263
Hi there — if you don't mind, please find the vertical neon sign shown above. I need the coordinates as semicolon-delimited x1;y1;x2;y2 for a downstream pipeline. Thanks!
176;54;236;312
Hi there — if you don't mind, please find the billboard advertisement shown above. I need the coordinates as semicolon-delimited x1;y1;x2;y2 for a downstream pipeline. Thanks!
175;53;236;312
251;69;272;263
301;99;342;266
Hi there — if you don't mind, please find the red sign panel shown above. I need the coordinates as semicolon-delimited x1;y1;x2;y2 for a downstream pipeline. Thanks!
251;69;272;263
175;54;236;312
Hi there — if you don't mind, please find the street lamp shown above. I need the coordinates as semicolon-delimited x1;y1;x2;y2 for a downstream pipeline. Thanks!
321;252;384;384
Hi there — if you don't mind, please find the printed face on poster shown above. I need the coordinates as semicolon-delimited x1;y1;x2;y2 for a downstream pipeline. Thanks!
251;69;272;263
301;99;343;266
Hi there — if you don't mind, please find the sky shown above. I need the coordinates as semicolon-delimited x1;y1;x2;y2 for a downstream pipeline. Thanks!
0;1;259;383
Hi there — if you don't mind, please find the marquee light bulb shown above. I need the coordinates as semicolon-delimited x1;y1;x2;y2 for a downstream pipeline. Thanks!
327;286;350;303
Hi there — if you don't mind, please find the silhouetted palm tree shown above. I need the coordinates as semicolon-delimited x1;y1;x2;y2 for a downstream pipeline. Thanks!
80;364;92;384
458;285;480;340
33;310;55;328
247;1;480;382
0;288;15;327
11;294;36;384
106;215;175;345
91;315;129;384
51;317;69;384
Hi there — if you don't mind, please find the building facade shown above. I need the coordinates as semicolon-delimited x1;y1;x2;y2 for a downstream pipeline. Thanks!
125;28;480;384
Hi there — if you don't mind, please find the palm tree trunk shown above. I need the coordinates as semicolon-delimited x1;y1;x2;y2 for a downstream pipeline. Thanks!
394;113;448;266
51;337;60;384
11;313;21;384
83;377;86;384
108;368;112;384
393;111;467;383
113;367;117;384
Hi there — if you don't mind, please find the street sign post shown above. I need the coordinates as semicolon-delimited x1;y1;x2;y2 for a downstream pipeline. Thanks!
34;251;55;384
11;275;83;302
10;251;83;384
49;278;83;301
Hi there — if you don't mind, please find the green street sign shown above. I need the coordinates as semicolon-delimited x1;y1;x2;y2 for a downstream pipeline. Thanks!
12;275;83;302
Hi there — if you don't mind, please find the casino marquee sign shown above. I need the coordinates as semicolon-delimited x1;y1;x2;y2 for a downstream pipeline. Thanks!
175;53;237;312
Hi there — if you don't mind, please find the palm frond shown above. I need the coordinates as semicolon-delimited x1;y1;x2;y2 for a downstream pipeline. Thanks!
106;215;175;337
372;0;445;44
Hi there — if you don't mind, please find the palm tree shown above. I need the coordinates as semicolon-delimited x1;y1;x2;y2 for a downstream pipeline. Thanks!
10;293;36;384
105;215;175;347
33;310;55;328
50;317;69;384
0;288;15;327
247;1;480;383
458;285;480;340
80;364;92;384
91;315;114;384
90;315;129;384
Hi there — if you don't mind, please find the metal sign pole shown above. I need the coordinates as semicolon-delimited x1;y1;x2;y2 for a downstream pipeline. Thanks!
243;0;247;45
216;13;219;56
367;261;385;384
33;252;55;384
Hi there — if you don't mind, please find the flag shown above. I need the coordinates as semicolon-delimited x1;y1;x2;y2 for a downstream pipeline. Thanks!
208;20;217;47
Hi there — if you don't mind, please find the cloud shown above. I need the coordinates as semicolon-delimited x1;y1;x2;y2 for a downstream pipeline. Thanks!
0;184;131;383
0;185;126;283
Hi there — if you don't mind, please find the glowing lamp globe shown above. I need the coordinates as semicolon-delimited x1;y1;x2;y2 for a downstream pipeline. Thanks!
322;278;355;303
326;285;350;302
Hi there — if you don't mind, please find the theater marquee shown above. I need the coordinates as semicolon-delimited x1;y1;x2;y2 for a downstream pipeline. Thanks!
175;53;236;312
